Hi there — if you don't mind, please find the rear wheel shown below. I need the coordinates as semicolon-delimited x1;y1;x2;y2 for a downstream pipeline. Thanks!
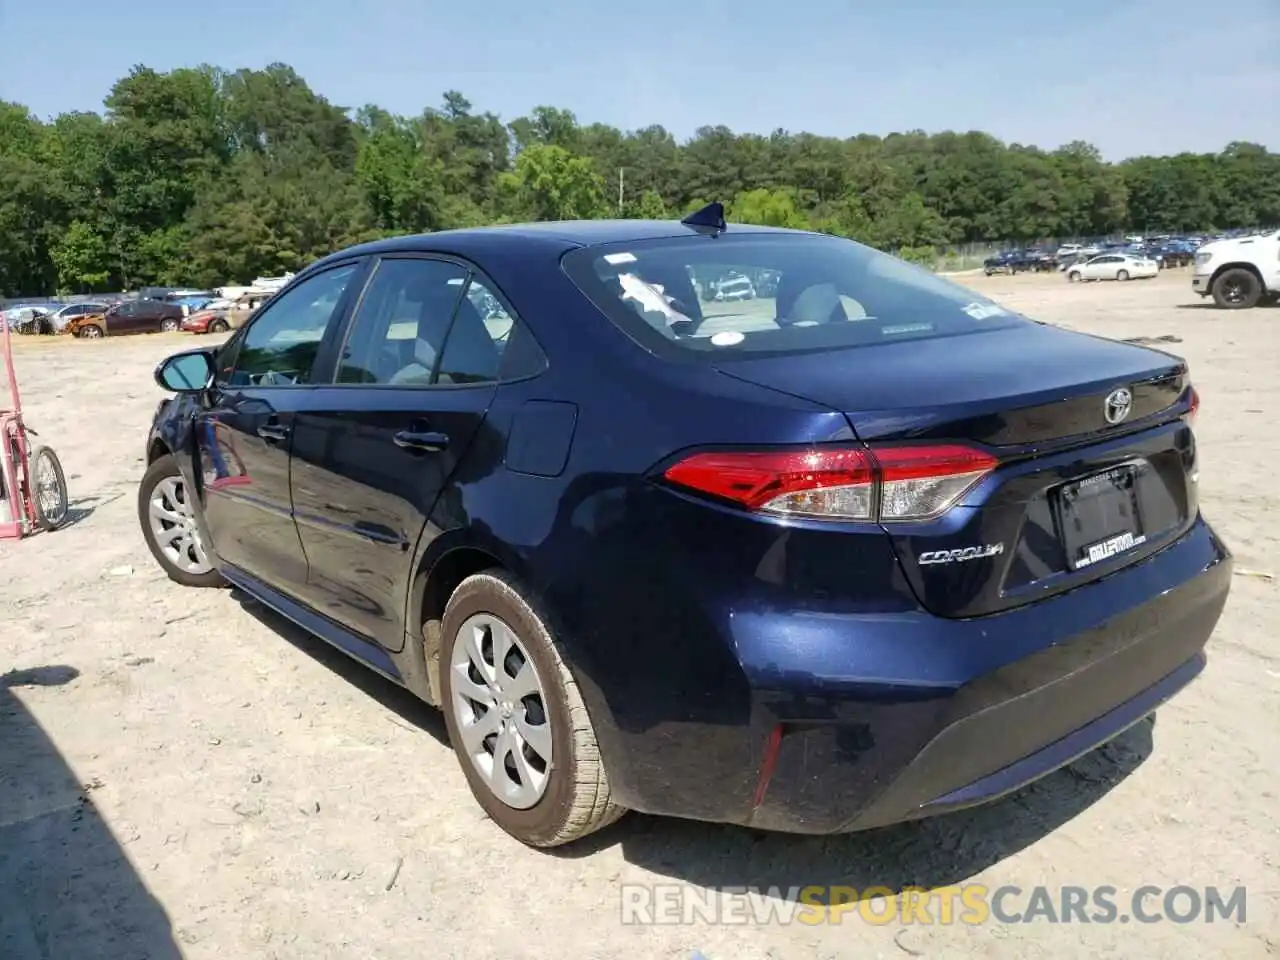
31;445;69;531
138;454;223;587
440;569;626;847
1116;269;1130;281
1212;268;1262;309
209;318;229;334
160;318;180;332
1068;271;1081;282
77;323;104;339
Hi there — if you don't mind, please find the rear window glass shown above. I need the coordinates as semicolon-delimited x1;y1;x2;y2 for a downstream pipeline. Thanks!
561;233;1030;361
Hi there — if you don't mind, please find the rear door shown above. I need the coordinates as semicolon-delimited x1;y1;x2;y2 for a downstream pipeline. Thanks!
193;261;366;595
288;255;511;651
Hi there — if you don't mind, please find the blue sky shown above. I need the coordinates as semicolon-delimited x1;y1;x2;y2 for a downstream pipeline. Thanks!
2;0;1276;160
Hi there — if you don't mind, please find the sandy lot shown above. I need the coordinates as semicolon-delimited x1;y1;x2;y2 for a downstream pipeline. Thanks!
2;269;1277;959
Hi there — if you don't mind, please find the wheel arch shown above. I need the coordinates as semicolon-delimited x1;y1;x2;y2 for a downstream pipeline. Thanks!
147;437;171;464
1210;261;1265;290
404;530;534;705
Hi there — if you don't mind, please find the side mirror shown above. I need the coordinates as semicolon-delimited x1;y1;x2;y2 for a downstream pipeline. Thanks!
155;350;215;393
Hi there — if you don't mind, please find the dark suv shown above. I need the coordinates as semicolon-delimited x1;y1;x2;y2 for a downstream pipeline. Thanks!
137;215;1230;849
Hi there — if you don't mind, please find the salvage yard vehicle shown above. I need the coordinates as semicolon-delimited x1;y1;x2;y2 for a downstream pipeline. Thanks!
181;299;242;335
138;205;1230;849
71;297;185;338
983;248;1056;275
1066;252;1159;282
1191;228;1280;309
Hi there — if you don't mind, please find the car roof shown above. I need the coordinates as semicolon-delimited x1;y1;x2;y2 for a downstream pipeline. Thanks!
310;219;803;271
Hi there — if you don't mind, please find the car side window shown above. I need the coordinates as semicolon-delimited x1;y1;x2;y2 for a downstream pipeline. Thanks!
435;277;509;385
223;264;359;387
336;258;470;386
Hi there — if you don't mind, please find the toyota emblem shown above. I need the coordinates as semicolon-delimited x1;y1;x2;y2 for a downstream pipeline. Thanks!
1104;387;1133;424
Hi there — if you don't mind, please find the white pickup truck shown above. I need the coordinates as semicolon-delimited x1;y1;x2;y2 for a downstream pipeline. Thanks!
1191;229;1280;308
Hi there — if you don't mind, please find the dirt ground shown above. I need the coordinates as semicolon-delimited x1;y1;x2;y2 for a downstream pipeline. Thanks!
2;269;1277;959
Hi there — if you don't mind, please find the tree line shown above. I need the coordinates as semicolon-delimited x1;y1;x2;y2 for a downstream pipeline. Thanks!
2;63;1278;296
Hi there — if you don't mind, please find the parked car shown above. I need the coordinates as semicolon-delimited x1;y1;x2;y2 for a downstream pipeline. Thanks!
1192;228;1280;308
983;249;1056;275
71;298;185;338
49;301;111;333
138;210;1229;848
1065;253;1159;282
711;274;755;301
0;305;55;335
181;299;241;335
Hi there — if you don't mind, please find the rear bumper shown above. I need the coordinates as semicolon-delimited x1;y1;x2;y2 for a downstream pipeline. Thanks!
592;515;1230;833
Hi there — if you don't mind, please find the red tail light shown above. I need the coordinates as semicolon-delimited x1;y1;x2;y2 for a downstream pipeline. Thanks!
662;443;998;522
1185;384;1200;425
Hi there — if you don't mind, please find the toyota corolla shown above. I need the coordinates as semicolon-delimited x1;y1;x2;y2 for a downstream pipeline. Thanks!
138;206;1231;847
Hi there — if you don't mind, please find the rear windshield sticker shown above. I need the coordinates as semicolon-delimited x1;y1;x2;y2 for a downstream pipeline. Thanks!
710;331;745;346
881;322;933;336
604;252;637;265
962;301;1008;320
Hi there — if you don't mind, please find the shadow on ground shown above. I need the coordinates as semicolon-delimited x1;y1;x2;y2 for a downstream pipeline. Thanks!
0;665;181;959
230;588;448;746
227;586;1155;897
580;715;1156;897
1176;299;1278;310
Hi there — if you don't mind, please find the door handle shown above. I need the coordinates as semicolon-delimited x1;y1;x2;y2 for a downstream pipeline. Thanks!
257;422;290;442
393;430;449;453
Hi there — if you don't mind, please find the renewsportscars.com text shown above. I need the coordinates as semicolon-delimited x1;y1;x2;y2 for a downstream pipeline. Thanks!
620;883;1247;926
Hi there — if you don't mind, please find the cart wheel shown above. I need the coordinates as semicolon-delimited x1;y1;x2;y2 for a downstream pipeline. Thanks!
31;445;69;531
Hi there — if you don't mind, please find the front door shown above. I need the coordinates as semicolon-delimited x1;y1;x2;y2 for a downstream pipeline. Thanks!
193;261;365;594
288;256;506;651
108;302;142;334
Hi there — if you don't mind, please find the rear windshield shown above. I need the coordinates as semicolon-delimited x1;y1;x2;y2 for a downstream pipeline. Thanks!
561;232;1030;361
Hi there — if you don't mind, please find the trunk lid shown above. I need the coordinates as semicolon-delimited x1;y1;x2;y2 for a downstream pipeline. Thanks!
715;323;1198;618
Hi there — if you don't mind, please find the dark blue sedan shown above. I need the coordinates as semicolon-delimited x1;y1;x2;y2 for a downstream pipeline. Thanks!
139;206;1231;847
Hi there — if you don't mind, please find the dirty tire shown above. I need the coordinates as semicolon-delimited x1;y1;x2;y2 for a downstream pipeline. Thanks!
31;445;69;531
439;569;626;847
1212;268;1262;310
137;453;224;588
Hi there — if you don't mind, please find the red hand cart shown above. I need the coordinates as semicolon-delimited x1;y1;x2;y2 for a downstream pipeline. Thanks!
1;312;70;538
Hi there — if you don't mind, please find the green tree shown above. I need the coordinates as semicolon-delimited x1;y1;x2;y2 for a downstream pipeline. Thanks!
51;220;111;291
500;144;607;221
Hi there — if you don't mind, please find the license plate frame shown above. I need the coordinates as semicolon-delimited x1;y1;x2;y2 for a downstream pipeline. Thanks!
1054;462;1148;571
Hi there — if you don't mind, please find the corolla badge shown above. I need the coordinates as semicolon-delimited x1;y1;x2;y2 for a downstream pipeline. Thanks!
1104;387;1133;424
919;543;1005;565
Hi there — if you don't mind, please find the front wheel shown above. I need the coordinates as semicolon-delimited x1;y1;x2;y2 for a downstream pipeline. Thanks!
1068;271;1081;282
1212;268;1262;309
138;454;223;588
209;318;229;334
77;324;104;339
1116;269;1130;281
440;569;626;847
30;445;69;531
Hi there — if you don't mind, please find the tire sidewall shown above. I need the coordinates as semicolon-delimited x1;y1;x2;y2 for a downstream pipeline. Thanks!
439;572;583;846
31;446;69;531
1213;269;1261;309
